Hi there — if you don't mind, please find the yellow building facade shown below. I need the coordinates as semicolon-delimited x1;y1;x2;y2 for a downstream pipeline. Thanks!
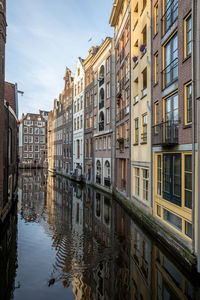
131;0;151;212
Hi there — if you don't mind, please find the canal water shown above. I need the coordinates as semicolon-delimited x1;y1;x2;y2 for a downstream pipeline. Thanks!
0;169;200;300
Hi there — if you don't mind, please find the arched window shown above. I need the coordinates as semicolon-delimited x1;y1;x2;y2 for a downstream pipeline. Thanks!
96;160;101;184
99;112;104;131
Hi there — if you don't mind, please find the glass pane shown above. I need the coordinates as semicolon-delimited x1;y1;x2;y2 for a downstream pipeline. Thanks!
173;156;181;197
185;155;192;172
185;190;192;209
185;173;192;190
164;156;170;193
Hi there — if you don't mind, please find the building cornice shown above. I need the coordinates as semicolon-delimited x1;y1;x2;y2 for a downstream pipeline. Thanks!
109;0;123;26
91;37;112;66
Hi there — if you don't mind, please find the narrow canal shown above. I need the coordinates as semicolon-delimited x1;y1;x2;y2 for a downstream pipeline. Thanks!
0;169;200;300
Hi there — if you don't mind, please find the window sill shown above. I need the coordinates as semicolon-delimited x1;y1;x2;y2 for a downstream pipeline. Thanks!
140;50;147;60
182;124;192;129
141;93;147;100
153;82;158;88
182;54;191;64
153;32;158;39
140;5;146;17
133;143;139;146
133;101;139;106
141;141;147;145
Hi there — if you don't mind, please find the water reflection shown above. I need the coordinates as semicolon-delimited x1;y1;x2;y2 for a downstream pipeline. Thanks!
9;170;200;299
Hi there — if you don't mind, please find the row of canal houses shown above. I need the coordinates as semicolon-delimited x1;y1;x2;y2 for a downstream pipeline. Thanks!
48;0;200;270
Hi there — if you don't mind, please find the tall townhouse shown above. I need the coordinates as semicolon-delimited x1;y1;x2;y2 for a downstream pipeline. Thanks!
47;110;55;170
73;58;85;173
92;38;115;190
83;47;99;183
110;0;131;197
62;67;73;173
131;0;151;212
151;0;198;251
53;95;65;172
20;112;47;167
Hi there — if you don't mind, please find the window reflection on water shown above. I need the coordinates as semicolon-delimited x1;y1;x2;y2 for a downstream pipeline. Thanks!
0;169;199;300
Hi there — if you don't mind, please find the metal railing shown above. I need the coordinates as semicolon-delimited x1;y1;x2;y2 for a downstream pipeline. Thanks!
152;120;179;146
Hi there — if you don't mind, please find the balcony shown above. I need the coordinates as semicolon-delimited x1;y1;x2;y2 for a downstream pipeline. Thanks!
99;101;104;110
161;0;178;36
99;77;104;87
162;58;178;89
152;120;179;146
104;177;111;188
96;175;101;184
99;122;104;131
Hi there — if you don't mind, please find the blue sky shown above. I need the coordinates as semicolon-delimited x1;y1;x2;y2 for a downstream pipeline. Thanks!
5;0;114;118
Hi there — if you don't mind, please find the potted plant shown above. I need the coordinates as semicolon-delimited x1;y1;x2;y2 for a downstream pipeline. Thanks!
117;137;124;144
133;56;138;63
140;45;146;53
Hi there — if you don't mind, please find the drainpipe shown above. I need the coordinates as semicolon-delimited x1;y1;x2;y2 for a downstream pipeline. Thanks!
192;0;195;255
196;0;200;272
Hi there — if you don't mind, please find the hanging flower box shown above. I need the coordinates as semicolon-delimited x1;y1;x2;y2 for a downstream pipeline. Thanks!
117;137;124;144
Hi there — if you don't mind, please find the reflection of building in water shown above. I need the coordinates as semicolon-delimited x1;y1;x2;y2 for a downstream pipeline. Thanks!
152;246;198;300
130;222;152;299
0;202;18;300
18;169;47;223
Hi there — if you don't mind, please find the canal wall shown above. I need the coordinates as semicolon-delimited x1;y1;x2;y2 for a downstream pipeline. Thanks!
53;170;197;273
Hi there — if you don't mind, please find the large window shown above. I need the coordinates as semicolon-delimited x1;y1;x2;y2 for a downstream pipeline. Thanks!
163;0;178;34
134;118;139;144
163;34;178;88
135;168;140;197
143;169;149;201
163;154;181;206
185;82;192;125
154;52;158;84
163;209;182;232
141;114;147;143
184;14;192;58
164;93;178;143
154;2;158;35
184;154;192;209
157;155;162;196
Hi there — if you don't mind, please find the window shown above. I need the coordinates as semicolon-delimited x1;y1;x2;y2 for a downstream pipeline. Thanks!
143;169;149;201
40;136;45;143
108;136;111;149
163;0;178;34
106;56;111;73
24;127;28;134
184;154;192;209
8;128;12;165
135;168;140;196
134;78;139;104
106;108;110;124
29;136;33;143
80;115;83;128
163;33;178;88
104;137;106;149
29;153;33;158
157;205;161;217
28;145;33;152
163;209;182;232
154;102;159;133
154;53;158;84
142;25;147;48
40;128;45;135
184;14;192;58
34;127;39;134
142;0;146;12
185;82;192;125
29;127;33;134
185;221;192;239
142;68;147;97
106;82;110;99
134;118;139;144
157;155;162;196
163;153;181;206
125;57;129;81
24;145;28;152
35;153;39;159
154;2;158;35
35;145;39;152
141;114;147;143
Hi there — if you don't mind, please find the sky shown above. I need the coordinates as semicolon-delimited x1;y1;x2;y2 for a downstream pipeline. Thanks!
5;0;114;118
